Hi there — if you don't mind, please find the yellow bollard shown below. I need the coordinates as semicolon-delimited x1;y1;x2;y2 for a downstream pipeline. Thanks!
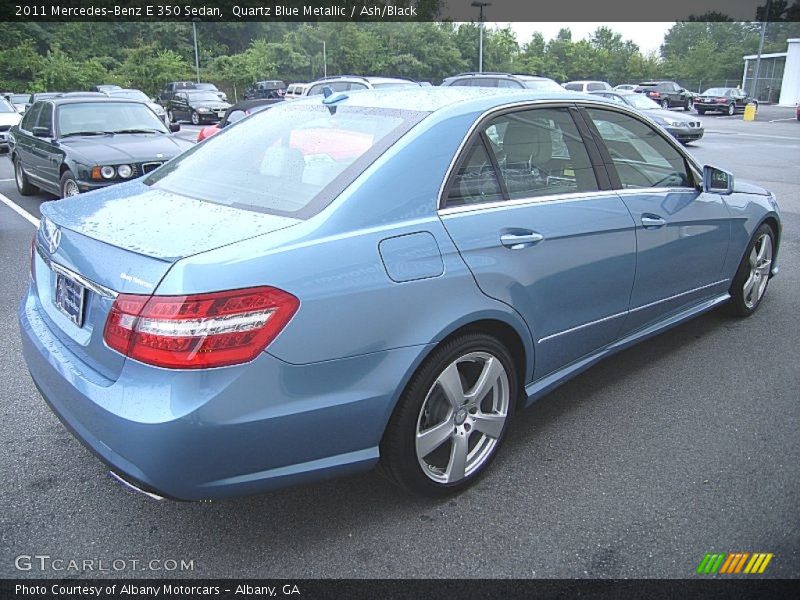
743;103;757;121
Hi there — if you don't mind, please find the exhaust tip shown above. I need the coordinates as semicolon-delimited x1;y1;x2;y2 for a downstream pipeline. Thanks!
108;471;165;501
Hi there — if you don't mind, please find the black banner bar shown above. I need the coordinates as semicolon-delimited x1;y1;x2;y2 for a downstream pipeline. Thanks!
1;0;798;22
3;579;800;600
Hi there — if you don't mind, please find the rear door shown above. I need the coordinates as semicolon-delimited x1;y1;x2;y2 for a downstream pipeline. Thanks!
439;104;637;379
581;106;731;334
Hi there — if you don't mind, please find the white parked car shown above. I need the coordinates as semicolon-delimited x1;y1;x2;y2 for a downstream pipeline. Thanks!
0;97;21;150
614;84;637;92
563;80;613;93
285;83;308;99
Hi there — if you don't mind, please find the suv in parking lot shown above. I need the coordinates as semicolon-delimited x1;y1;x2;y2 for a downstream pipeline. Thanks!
441;72;565;93
634;81;694;111
244;80;287;100
305;76;419;96
157;81;197;106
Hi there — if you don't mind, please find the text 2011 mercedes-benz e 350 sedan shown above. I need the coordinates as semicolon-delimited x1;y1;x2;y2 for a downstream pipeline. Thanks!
20;88;781;500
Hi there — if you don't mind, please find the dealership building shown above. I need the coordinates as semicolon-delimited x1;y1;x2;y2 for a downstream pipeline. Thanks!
742;38;800;105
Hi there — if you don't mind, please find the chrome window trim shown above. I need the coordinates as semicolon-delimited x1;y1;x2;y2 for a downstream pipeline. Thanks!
439;189;621;216
436;98;703;214
36;242;118;299
537;309;628;344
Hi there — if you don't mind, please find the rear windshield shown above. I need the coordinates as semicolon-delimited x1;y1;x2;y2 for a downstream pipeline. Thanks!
144;104;427;219
524;79;567;93
563;83;583;91
702;88;731;96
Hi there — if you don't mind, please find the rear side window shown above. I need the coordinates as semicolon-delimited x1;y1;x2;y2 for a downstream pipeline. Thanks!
497;79;524;89
587;83;606;91
145;105;427;219
445;107;598;207
20;103;42;130
585;108;692;189
564;83;583;91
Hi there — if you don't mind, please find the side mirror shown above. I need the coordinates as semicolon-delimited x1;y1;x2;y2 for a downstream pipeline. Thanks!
703;165;734;194
32;126;51;138
169;122;181;133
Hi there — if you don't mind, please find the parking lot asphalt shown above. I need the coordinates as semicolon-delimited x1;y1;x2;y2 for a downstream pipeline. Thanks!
0;108;798;579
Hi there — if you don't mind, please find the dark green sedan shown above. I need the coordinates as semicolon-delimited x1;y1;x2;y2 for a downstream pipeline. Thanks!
8;97;192;198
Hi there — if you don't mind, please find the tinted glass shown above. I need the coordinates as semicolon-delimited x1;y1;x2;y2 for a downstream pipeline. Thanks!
307;82;349;95
21;103;42;130
486;108;598;200
600;94;627;106
702;88;731;96
145;105;426;218
585;108;692;189
446;139;503;206
564;83;583;91
58;102;168;136
10;94;29;104
36;103;53;132
497;79;524;89
587;83;606;91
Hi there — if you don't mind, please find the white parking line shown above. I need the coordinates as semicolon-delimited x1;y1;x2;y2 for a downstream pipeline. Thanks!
769;118;798;123
0;191;39;227
0;178;14;182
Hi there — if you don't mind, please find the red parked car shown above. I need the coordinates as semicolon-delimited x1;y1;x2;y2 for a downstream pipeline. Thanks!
196;99;283;142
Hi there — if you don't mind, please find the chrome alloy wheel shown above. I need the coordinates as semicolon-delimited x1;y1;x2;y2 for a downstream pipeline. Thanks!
743;233;772;309
15;161;24;188
62;179;80;197
415;352;510;484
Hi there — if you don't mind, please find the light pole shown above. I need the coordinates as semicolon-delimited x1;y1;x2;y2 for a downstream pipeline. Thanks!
323;40;327;78
471;1;491;73
192;19;201;83
751;0;772;101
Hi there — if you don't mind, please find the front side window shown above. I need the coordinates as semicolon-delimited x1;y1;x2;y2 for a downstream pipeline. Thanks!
445;107;599;207
585;107;693;189
145;104;426;218
36;103;53;133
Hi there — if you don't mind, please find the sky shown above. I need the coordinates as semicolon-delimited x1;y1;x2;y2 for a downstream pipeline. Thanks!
498;23;676;56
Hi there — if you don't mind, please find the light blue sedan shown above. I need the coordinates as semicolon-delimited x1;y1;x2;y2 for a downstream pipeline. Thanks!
19;88;781;500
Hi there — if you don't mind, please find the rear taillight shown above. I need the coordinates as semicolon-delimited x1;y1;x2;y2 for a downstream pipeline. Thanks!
104;286;299;369
649;91;660;98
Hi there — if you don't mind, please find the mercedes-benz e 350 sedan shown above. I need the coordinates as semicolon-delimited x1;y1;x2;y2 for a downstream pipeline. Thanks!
20;88;781;500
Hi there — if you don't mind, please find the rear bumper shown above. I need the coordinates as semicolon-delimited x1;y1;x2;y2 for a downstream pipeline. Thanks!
694;103;730;112
665;126;704;142
19;285;424;500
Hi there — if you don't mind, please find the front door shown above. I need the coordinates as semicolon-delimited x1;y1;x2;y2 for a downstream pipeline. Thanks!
439;105;637;380
581;106;731;334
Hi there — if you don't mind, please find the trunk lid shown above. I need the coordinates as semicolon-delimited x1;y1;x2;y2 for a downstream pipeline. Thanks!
35;182;300;381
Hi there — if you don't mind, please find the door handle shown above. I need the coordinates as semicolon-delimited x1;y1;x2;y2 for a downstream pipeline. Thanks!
641;215;666;229
500;231;544;250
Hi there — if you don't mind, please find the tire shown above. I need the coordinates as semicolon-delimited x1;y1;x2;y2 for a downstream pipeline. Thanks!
727;103;736;116
726;223;775;317
167;109;175;123
190;110;200;125
696;108;706;115
380;332;518;497
684;98;693;111
661;98;670;109
14;157;38;196
59;170;80;199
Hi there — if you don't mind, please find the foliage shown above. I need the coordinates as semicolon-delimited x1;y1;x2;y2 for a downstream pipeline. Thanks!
0;20;798;97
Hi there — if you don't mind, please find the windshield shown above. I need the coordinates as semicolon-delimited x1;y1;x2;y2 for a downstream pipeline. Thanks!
187;91;222;102
0;99;15;113
145;104;427;218
58;102;168;136
109;90;150;102
524;79;566;92
702;88;731;96
624;94;660;109
195;83;218;91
